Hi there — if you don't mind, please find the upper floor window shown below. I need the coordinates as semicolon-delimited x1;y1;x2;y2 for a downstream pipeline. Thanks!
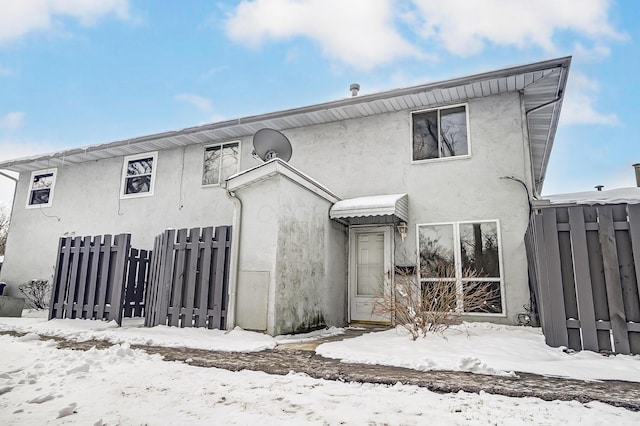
417;220;503;314
121;152;157;199
412;104;469;162
202;142;240;186
26;168;57;208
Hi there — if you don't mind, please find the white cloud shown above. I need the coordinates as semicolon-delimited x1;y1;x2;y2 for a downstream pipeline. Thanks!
0;0;130;44
175;94;226;124
224;0;422;71
175;94;214;115
0;66;16;76
560;72;618;126
408;0;624;56
573;42;611;61
0;112;26;131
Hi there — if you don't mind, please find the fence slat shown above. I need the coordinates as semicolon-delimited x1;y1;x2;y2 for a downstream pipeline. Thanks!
74;237;91;318
196;227;214;327
541;208;569;347
49;237;67;320
210;226;229;330
532;214;554;343
171;229;187;327
65;237;82;319
95;235;112;320
135;250;149;317
568;207;599;352
182;228;200;327
598;206;631;354
108;234;131;323
124;248;139;318
86;236;102;319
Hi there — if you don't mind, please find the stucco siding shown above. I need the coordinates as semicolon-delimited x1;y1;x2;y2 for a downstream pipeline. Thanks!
1;91;531;323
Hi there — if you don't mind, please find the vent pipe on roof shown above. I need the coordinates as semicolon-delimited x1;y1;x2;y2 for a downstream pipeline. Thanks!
595;185;604;192
350;83;360;97
634;163;640;187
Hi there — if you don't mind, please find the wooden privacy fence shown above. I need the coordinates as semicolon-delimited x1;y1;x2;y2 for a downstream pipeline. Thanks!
526;203;640;355
145;226;232;330
49;234;151;324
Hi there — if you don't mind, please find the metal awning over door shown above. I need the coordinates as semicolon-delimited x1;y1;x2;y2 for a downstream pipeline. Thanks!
330;194;408;225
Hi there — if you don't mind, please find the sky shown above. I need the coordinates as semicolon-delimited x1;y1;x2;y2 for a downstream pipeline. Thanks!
0;0;639;210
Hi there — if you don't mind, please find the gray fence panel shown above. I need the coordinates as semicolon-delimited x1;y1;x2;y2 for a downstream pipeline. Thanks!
528;203;640;355
144;226;231;329
597;206;631;354
541;208;569;347
48;233;139;325
567;207;599;351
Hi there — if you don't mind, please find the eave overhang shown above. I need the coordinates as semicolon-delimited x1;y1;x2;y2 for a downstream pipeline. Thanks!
0;57;570;193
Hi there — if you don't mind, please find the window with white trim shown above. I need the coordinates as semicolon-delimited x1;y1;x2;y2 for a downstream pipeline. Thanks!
202;142;240;186
121;152;157;199
26;168;57;208
412;105;469;161
417;220;503;314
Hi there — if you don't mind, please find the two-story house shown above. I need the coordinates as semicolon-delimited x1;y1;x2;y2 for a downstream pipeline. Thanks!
0;57;570;335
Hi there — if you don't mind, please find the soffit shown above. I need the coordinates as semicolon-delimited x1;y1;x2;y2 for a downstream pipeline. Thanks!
0;57;570;192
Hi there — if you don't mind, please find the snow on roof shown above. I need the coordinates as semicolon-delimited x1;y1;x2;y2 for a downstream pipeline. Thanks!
544;187;640;205
330;194;409;222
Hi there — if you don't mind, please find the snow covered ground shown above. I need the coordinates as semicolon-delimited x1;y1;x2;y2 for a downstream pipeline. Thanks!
2;312;640;423
2;333;639;425
317;323;640;382
2;313;638;383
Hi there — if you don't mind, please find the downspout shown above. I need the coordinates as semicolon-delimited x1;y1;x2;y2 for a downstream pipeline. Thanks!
525;65;566;197
224;186;242;331
0;170;18;209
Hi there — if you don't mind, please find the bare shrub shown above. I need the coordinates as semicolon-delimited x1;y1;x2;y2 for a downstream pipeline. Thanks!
374;265;500;339
18;279;51;310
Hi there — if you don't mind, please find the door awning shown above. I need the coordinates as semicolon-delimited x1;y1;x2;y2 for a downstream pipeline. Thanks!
330;194;408;225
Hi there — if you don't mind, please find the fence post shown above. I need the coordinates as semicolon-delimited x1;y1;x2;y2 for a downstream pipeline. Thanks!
108;234;131;324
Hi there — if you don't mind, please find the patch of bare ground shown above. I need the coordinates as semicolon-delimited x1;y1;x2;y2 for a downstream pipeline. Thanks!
3;329;639;412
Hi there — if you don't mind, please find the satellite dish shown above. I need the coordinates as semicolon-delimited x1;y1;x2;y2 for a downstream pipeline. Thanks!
252;128;292;162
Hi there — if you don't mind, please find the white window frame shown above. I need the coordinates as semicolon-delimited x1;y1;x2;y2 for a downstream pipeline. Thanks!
120;152;158;199
410;103;471;164
416;219;505;317
26;168;58;209
201;141;241;187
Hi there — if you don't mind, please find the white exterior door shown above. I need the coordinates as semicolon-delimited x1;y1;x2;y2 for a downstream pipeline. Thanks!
349;226;392;323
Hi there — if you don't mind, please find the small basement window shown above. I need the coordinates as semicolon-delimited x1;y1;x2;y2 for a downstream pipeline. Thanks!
26;168;57;208
202;142;240;186
412;104;469;161
121;152;158;199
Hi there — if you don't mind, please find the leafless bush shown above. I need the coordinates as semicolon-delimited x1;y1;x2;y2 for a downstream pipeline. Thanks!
374;265;499;340
18;279;51;310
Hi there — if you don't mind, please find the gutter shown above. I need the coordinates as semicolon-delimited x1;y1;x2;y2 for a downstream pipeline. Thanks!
224;186;242;331
525;61;570;195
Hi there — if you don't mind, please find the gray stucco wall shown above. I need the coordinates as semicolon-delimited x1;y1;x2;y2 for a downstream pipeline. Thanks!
1;91;531;324
234;174;347;335
274;177;347;335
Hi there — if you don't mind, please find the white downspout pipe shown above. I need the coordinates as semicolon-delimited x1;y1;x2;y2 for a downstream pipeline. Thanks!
224;187;242;331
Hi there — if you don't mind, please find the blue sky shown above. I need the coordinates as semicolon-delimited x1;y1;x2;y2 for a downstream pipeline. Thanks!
0;0;639;209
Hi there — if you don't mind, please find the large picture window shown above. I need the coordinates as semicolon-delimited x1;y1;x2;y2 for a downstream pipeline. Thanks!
26;168;57;208
121;152;157;199
417;220;503;314
202;142;240;186
412;105;469;161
